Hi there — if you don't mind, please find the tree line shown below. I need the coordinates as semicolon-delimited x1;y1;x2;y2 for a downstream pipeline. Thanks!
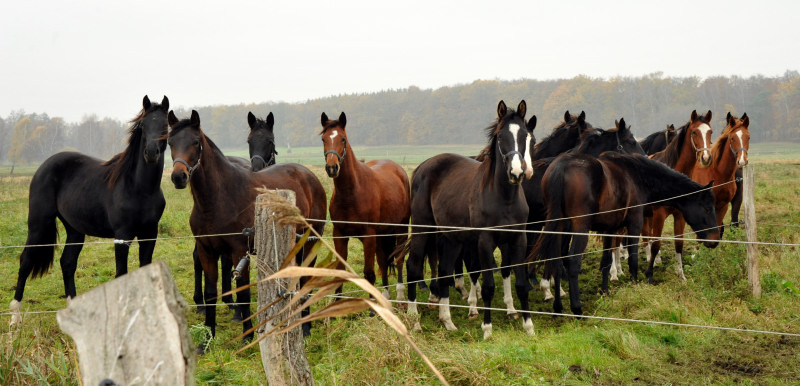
2;71;799;165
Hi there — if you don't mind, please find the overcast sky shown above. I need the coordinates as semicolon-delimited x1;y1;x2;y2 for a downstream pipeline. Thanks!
2;0;797;123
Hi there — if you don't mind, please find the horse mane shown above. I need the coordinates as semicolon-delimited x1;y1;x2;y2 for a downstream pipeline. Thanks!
659;121;689;167
533;120;570;156
601;152;700;196
710;129;732;167
102;103;163;188
478;109;519;189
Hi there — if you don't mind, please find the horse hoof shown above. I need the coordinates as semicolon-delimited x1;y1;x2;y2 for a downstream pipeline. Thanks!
195;343;209;355
412;322;422;332
507;313;519;320
194;307;205;315
442;321;457;331
418;282;429;291
231;314;242;323
468;312;480;320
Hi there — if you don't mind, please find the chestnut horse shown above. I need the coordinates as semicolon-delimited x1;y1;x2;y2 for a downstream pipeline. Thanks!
191;111;279;316
642;110;714;282
10;96;170;327
406;100;535;339
531;152;720;315
319;112;411;300
168;110;327;348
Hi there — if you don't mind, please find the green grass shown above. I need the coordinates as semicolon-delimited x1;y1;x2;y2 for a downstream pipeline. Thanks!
1;144;799;384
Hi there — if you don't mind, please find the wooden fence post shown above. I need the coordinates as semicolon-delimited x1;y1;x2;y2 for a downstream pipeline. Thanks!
255;191;314;385
57;261;194;385
743;164;761;298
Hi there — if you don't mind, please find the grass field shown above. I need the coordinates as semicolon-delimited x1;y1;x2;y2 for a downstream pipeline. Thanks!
1;142;799;385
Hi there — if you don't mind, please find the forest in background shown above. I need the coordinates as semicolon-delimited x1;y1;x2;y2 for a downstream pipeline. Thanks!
2;71;799;165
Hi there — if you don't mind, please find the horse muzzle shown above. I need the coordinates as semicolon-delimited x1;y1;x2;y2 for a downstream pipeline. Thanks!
143;148;161;164
171;170;189;189
251;158;267;172
325;164;340;178
699;151;712;167
699;229;720;249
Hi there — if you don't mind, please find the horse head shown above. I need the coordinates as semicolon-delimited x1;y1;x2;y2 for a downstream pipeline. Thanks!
494;100;536;184
247;111;277;171
140;95;170;164
688;110;714;167
573;118;645;156
725;112;750;168
319;111;349;178
167;110;205;189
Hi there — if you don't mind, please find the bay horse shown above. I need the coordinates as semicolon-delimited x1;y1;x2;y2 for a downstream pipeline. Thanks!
531;151;720;315
168;110;327;347
191;111;279;316
642;110;715;281
319;111;411;300
10;96;170;327
655;113;750;279
639;124;677;155
406;100;535;339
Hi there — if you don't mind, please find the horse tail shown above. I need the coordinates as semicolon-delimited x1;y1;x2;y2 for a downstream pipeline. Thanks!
389;235;411;268
22;213;59;279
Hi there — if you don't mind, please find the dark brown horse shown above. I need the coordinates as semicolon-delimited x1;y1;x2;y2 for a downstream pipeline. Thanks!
642;110;714;281
319;112;411;300
639;124;677;155
191;111;280;316
531;152;720;316
11;96;170;327
405;100;535;339
168;110;327;347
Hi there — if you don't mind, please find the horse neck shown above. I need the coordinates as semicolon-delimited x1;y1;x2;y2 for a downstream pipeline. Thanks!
674;131;698;174
484;152;522;202
711;135;739;182
533;129;576;160
130;138;165;194
189;143;249;212
332;140;364;188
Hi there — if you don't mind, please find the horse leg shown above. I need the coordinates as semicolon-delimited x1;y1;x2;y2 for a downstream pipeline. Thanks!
730;170;743;227
11;207;59;327
600;236;614;294
61;226;86;299
390;235;407;302
673;213;687;282
505;237;534;335
405;232;429;331
645;211;666;283
463;248;481;319
199;253;218;354
332;234;349;295
477;234;496;339
497;245;518;319
435;237;459;331
626;218;643;283
192;244;204;312
453;252;469;300
221;257;235;310
566;230;588;316
376;235;394;300
233;257;254;343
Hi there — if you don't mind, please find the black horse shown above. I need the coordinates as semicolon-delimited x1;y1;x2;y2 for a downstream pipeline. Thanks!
405;100;535;339
531;151;720;316
638;124;677;155
11;96;170;326
191;111;279;317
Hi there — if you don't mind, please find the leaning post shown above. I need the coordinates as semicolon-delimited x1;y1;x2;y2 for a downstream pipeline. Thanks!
255;190;314;385
743;164;761;298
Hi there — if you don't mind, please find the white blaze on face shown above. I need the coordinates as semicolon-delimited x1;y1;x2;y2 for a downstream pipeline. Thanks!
507;123;523;177
735;130;747;165
524;132;534;178
329;130;338;141
697;123;712;161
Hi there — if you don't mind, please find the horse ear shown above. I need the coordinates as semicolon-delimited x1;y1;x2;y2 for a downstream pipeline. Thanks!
517;100;526;119
704;181;714;189
614;119;619;127
691;110;699;122
160;96;169;111
247;112;257;129
143;95;151;111
321;112;329;127
497;100;507;119
618;118;627;132
578;111;586;123
704;110;712;122
527;115;537;132
742;113;749;128
168;110;178;127
564;110;571;122
726;111;733;125
668;124;675;131
339;112;347;127
267;112;274;128
190;110;201;127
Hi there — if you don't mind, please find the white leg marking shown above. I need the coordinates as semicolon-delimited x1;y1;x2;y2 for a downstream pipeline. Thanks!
438;297;457;331
428;292;439;304
646;241;653;263
455;276;468;300
523;318;534;335
675;252;686;281
541;278;554;301
467;282;479;317
610;250;619;282
475;280;483;300
654;251;662;266
503;276;517;315
9;300;22;327
382;288;391;300
554;278;566;298
396;283;406;302
616;245;626;275
482;322;493;340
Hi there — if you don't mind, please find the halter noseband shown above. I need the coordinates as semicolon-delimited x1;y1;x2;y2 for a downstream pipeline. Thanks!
250;150;276;167
729;134;748;160
690;130;711;158
615;129;625;152
173;144;202;178
324;138;347;163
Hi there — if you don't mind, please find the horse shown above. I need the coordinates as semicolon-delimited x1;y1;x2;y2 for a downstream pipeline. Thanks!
531;151;720;316
319;111;411;300
642;110;714;281
168;110;327;347
191;111;279;317
10;96;170;327
724;113;748;229
405;100;535;339
660;112;750;274
639;124;677;155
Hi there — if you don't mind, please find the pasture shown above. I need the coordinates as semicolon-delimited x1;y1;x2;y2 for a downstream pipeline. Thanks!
1;142;799;384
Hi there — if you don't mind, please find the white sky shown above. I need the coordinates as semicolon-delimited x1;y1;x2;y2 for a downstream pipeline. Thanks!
1;0;797;123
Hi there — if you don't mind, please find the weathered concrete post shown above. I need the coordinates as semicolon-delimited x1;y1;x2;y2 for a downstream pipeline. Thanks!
743;164;761;298
57;260;194;385
255;191;314;385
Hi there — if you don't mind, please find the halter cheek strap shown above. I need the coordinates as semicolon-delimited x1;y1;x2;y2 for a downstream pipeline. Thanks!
729;138;748;160
615;129;625;152
690;133;711;158
173;144;202;178
324;138;347;163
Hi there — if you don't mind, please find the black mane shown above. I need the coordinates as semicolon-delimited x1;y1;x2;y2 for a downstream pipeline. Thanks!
102;102;166;188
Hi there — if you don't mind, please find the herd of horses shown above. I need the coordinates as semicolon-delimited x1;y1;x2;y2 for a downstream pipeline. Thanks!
9;95;752;348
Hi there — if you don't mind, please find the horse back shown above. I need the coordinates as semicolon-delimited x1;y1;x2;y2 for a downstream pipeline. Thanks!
410;153;481;230
254;163;327;225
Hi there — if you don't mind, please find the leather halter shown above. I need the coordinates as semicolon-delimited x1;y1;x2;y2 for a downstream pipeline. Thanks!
324;138;347;163
250;150;276;167
173;144;202;178
615;129;625;152
690;130;711;159
729;133;748;163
